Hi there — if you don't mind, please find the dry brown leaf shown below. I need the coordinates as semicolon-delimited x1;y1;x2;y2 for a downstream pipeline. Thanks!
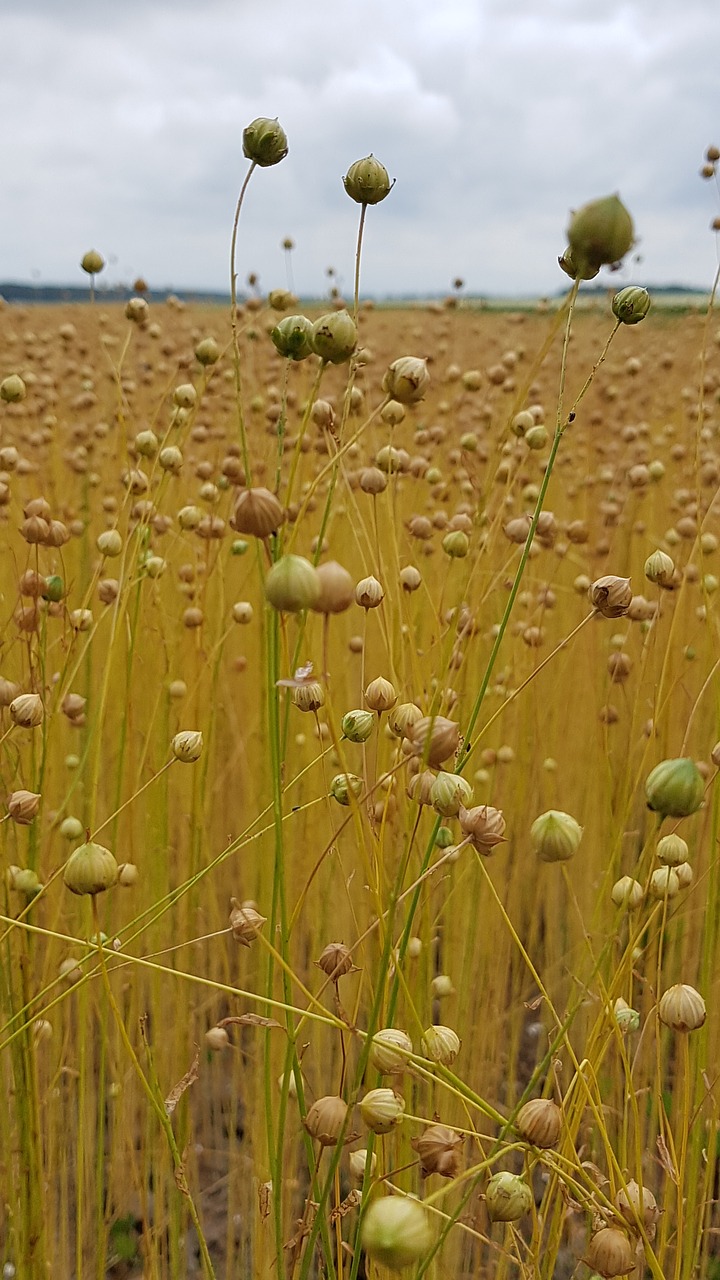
164;1050;199;1115
330;1190;361;1222
258;1181;272;1221
218;1014;284;1031
656;1133;678;1184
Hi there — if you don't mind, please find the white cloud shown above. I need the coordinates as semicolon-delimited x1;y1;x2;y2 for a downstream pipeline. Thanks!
0;0;718;295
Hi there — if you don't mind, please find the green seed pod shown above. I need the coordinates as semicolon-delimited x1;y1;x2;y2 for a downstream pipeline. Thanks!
310;310;358;364
644;549;674;585
264;555;320;613
172;730;203;763
271;314;314;361
420;1024;461;1066
656;833;689;866
557;247;600;281
0;374;27;403
195;337;220;365
530;810;583;863
442;530;469;558
361;1197;432;1272
612;286;651;325
613;997;641;1033
329;772;363;806
343;155;393;205
360;1087;406;1134
485;1172;533;1222
430;771;473;818
341;709;375;743
645;757;704;818
42;575;65;603
242;117;288;167
7;866;43;898
80;249;105;275
63;841;118;896
567;194;634;272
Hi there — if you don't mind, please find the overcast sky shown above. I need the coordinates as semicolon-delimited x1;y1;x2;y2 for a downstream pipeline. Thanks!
1;0;719;298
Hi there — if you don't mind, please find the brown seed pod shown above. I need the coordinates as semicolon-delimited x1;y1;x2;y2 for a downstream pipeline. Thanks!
411;1124;463;1178
316;942;356;980
515;1098;562;1148
408;715;460;767
458;804;506;854
229;487;285;538
589;575;633;618
229;898;267;947
304;1095;349;1146
585;1227;634;1278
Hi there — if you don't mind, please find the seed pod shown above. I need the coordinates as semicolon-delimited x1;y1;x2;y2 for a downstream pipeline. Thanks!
312;561;354;614
658;983;706;1031
645;757;704;818
271;315;314;361
613;998;640;1033
172;731;203;763
589;575;633;618
7;866;43;898
265;555;320;612
230;487;285;538
388;702;423;739
117;863;139;887
531;810;582;863
205;1026;230;1051
485;1172;533;1222
516;1098;562;1148
63;841;119;896
615;1180;659;1233
611;876;644;909
649;866;680;899
420;1025;461;1066
361;1197;432;1272
329;773;363;806
304;1095;349;1146
81;249;105;275
558;246;600;281
341;710;375;743
242;117;288;167
195;337;220;366
360;1087;405;1134
0;374;27;403
7;790;41;825
430;772;473;818
411;1124;463;1177
382;357;430;405
675;860;693;888
316;942;355;980
656;833;688;866
355;575;384;609
369;1028;413;1075
343;155;393;205
567;194;634;272
229;898;267;946
408;715;460;767
9;693;44;728
645;549;674;585
407;770;438;807
458;804;506;855
612;286;651;325
365;677;397;712
293;683;325;713
349;1148;377;1180
310;311;358;364
585;1227;635;1278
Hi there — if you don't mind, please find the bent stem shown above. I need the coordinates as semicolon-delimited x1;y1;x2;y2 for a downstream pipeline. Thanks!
229;160;257;482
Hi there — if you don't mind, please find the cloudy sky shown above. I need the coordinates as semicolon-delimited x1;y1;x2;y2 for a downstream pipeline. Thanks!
1;0;719;298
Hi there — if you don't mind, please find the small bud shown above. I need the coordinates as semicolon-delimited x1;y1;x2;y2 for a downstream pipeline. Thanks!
458;804;506;855
173;383;197;409
420;1025;461;1066
271;315;314;361
361;1197;432;1272
369;1028;413;1075
229;897;267;946
411;1124;463;1178
60;816;84;840
360;1087;405;1134
612;286;651;325
172;731;203;763
585;1227;635;1277
349;1148;377;1180
63;841;119;896
365;677;397;712
558;247;600;281
195;337;220;366
530;810;583;863
341;710;375;743
515;1098;562;1148
304;1095;349;1146
7;790;41;825
589;575;633;618
117;862;139;887
232;601;253;625
125;296;148;324
310;311;358;364
355;575;384;609
658;983;706;1031
242;117;288;167
430;974;455;998
613;997;640;1033
7;866;43;898
615;1180;659;1233
649;866;680;898
382;357;430;405
485;1172;533;1222
81;249;105;275
9;693;44;728
645;757;704;818
205;1026;230;1051
265;555;321;612
656;833;688;866
611;876;644;909
97;529;123;557
567;194;634;272
343;155;393;205
329;773;363;806
645;549;674;585
1;374;27;403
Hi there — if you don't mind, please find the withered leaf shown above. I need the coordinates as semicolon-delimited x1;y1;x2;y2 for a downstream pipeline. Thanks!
164;1050;199;1115
218;1014;284;1031
656;1133;678;1184
330;1190;361;1222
